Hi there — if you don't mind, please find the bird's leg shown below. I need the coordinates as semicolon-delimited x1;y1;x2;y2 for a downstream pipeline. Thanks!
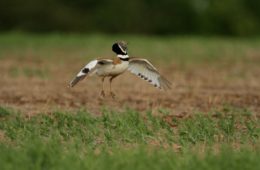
100;77;106;97
109;76;117;98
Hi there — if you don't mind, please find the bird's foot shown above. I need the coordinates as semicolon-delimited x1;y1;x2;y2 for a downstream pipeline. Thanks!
110;92;116;99
100;90;105;98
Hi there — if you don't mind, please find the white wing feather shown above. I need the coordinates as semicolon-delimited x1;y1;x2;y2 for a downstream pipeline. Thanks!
128;58;171;90
69;60;98;87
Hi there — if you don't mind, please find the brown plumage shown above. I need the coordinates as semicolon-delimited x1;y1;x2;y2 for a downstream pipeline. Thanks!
112;58;122;65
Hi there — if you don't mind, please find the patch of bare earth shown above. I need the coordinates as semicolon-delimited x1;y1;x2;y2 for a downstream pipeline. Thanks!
0;130;5;141
0;58;260;115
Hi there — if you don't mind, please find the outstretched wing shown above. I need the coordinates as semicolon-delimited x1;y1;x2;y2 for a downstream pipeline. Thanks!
127;58;171;90
69;60;98;87
69;59;113;87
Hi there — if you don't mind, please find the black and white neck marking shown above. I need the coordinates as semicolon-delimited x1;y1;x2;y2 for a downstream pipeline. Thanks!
118;55;129;61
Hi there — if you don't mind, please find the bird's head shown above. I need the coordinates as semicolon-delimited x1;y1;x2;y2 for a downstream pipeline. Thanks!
112;41;128;56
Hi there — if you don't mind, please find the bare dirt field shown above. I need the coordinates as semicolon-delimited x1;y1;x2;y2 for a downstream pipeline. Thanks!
1;58;259;116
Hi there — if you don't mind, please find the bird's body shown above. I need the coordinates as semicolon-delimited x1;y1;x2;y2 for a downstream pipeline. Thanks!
96;58;129;77
69;41;171;97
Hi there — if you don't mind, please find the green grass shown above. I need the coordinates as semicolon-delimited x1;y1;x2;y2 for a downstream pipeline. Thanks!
1;32;260;64
1;33;260;169
0;107;11;117
0;144;259;170
0;107;259;169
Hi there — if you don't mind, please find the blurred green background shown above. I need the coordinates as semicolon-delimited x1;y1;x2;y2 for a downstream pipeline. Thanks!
1;0;260;36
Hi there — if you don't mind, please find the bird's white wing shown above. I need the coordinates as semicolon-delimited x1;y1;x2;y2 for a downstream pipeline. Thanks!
69;59;112;87
128;58;171;90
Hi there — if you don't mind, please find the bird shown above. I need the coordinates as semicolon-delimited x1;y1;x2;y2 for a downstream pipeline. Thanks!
69;41;171;98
